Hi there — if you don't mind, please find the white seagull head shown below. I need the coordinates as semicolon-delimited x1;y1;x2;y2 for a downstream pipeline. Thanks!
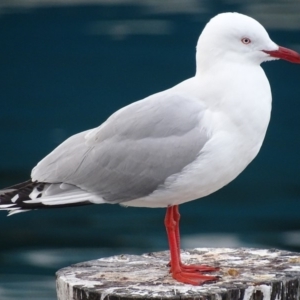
196;12;300;70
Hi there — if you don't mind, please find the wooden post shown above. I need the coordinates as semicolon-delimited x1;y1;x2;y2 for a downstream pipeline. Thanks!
56;248;300;300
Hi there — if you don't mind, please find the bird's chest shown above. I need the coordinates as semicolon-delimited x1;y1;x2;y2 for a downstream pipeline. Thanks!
181;86;272;199
206;67;272;155
211;89;271;167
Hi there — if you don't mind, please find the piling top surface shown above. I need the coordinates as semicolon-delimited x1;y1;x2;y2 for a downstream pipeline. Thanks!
56;248;300;300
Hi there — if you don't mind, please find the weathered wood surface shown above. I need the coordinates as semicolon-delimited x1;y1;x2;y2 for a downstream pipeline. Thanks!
56;248;300;300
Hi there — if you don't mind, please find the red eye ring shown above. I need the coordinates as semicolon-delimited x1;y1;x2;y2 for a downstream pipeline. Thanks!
241;37;251;44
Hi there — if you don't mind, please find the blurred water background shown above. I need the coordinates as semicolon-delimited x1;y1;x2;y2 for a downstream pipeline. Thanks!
0;0;300;299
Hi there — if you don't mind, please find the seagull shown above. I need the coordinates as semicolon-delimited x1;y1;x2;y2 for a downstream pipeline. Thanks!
1;12;300;285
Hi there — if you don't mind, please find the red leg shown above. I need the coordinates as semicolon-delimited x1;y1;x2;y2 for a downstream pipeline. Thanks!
173;206;219;273
165;205;219;285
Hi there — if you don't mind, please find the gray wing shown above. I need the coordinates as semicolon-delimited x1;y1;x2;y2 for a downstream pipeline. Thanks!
32;93;209;203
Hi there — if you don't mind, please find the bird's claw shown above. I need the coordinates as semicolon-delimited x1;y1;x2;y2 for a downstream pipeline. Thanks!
172;271;219;285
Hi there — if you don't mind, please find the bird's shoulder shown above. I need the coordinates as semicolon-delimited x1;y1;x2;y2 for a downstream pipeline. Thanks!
86;86;207;145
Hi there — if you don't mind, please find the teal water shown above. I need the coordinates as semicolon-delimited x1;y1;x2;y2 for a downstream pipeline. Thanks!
1;1;300;299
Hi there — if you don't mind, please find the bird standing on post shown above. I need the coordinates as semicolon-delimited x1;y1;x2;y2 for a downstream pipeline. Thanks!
1;12;300;285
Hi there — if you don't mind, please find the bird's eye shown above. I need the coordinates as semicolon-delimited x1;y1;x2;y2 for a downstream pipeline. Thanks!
241;38;251;44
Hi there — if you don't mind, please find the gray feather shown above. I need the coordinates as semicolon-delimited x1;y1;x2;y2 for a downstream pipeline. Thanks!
32;94;209;203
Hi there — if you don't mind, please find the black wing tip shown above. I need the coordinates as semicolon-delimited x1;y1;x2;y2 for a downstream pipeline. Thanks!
0;180;92;215
0;180;45;214
1;179;33;191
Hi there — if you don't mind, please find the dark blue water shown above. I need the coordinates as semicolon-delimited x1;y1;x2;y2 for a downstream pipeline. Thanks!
1;1;300;299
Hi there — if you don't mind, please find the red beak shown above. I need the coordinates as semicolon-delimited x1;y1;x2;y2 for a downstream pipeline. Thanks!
263;46;300;64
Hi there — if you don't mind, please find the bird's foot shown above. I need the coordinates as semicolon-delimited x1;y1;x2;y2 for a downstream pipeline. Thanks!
168;261;219;273
179;263;219;273
171;270;219;285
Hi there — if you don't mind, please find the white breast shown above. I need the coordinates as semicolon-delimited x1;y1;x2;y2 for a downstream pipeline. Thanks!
125;64;272;208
